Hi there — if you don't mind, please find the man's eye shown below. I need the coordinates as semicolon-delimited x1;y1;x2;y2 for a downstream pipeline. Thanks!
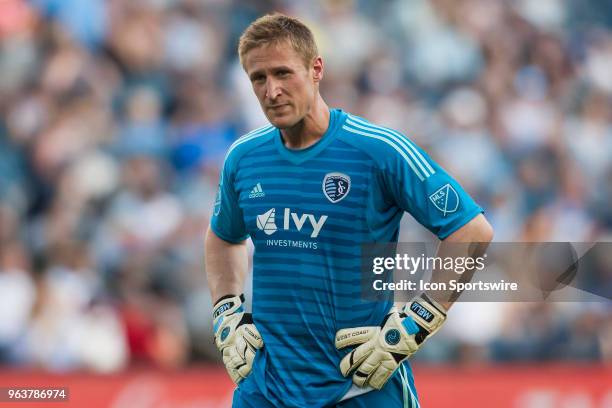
278;71;290;77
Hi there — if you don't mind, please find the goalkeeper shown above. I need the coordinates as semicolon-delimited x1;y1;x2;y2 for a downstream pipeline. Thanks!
205;13;494;408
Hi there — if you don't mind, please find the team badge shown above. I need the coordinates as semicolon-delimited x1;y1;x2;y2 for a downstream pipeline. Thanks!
429;183;459;216
322;172;351;203
213;188;221;216
213;172;224;216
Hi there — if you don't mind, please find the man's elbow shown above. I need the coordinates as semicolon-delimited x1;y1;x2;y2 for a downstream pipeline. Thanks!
445;214;494;243
478;217;494;243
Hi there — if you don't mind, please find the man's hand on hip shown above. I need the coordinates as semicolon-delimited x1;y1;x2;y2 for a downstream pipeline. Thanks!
335;294;446;390
213;294;263;384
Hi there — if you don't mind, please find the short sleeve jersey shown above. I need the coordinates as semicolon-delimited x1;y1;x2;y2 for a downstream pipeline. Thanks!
211;109;483;407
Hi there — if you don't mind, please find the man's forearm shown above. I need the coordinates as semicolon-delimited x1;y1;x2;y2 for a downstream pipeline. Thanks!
207;227;262;384
205;227;249;303
427;214;494;310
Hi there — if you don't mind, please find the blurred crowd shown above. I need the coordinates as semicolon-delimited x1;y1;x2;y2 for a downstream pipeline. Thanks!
0;0;610;372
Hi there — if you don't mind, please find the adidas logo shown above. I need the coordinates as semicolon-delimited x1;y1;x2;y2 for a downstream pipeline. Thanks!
249;183;265;198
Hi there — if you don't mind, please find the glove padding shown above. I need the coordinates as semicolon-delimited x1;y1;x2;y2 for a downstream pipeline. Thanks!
213;294;263;384
335;294;446;389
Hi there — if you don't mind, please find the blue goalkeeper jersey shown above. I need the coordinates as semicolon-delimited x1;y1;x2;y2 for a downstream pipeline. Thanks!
211;109;483;407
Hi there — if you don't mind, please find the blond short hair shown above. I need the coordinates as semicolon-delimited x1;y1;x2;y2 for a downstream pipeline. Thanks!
238;13;318;69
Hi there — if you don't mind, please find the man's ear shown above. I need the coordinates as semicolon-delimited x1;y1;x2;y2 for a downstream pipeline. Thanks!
312;56;324;82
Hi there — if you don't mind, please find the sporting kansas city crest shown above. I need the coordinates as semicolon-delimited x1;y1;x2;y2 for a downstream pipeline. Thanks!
429;183;459;216
322;172;351;203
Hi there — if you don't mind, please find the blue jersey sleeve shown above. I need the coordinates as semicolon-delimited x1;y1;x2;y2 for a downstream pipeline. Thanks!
381;134;483;240
210;154;249;243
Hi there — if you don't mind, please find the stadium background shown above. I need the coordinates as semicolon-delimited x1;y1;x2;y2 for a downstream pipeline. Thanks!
0;0;610;406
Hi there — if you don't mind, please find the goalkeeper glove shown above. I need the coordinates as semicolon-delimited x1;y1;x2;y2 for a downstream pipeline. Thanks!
213;294;263;384
335;293;446;389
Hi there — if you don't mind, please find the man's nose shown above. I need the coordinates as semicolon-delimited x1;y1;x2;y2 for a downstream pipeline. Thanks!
266;79;282;100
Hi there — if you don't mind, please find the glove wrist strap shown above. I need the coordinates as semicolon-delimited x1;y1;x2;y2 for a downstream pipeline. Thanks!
403;293;447;337
213;294;245;323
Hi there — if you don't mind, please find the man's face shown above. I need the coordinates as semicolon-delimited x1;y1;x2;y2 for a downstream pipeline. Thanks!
244;42;320;129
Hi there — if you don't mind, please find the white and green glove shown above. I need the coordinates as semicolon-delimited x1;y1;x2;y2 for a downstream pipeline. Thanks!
335;294;447;389
213;294;263;384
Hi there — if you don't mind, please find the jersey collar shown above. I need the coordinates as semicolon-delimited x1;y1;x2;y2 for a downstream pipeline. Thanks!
274;109;346;164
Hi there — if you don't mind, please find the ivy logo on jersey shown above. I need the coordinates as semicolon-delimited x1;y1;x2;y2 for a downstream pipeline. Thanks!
256;208;277;235
322;172;351;203
429;184;459;216
256;208;328;238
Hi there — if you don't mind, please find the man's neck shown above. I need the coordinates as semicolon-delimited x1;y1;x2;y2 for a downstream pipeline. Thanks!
280;96;330;150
